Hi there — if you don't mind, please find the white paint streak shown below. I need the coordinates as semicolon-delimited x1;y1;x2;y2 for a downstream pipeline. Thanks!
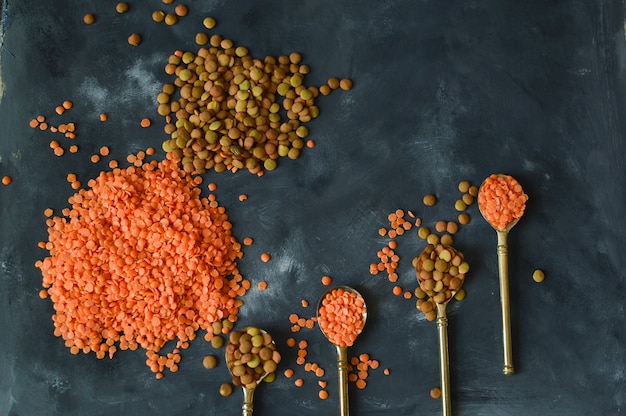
34;362;71;395
273;249;301;275
78;54;162;123
0;356;17;415
79;77;109;110
124;56;162;102
523;158;536;171
0;258;21;283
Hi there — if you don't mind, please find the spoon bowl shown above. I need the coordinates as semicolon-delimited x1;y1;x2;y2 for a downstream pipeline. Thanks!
317;286;367;416
477;173;523;233
477;173;528;375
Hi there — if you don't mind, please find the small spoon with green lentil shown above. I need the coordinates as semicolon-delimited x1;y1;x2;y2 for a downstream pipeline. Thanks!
225;326;280;416
415;243;469;416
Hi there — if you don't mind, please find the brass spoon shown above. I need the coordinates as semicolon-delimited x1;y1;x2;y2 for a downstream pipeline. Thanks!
477;173;527;375
225;327;275;416
317;286;368;416
416;244;466;416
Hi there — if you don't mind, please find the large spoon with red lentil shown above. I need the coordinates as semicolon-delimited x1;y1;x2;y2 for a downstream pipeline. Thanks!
477;173;528;375
317;286;367;416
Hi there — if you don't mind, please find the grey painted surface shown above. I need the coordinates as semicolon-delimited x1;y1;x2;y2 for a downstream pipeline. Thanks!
0;1;624;415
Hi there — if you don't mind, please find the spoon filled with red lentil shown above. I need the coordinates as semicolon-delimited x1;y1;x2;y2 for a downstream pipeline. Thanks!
317;286;367;416
477;173;529;375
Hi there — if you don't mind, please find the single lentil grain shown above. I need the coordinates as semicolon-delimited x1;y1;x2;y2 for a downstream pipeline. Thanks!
152;10;165;22
164;13;177;25
175;4;188;16
116;3;129;13
203;355;218;369
128;33;142;46
423;194;437;206
219;383;233;396
203;17;217;29
430;387;442;399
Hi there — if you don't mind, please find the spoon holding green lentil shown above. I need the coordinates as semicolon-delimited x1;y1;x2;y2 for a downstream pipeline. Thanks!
225;326;280;416
415;244;469;416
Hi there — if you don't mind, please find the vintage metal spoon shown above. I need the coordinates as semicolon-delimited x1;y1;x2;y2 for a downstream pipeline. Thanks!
225;327;274;416
477;173;527;375
317;286;367;416
416;244;467;416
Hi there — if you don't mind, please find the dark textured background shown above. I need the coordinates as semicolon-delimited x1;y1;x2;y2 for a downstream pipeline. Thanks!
0;1;624;415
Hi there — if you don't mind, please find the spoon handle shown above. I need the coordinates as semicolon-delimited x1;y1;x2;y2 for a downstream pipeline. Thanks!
497;230;515;375
337;345;350;416
436;303;452;416
242;387;255;416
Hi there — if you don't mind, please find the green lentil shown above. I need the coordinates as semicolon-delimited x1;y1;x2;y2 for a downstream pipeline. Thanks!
203;355;218;369
211;335;224;349
264;159;277;171
454;199;467;211
458;213;470;225
339;78;353;91
423;194;437;206
440;234;454;246
164;13;178;25
157;40;348;174
427;233;440;245
462;193;475;205
203;17;217;29
446;221;459;234
458;180;471;193
152;10;165;23
418;227;430;239
116;3;129;13
219;383;233;397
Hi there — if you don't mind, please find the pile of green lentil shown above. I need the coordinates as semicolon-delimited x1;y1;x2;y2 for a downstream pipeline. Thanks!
157;34;352;174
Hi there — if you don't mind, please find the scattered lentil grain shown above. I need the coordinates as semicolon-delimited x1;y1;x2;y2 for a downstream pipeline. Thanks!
116;3;129;13
423;194;437;206
175;4;188;17
430;387;442;399
203;17;217;29
219;383;233;396
128;33;142;46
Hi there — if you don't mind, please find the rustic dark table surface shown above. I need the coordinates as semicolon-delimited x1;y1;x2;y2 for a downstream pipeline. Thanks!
0;1;624;415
